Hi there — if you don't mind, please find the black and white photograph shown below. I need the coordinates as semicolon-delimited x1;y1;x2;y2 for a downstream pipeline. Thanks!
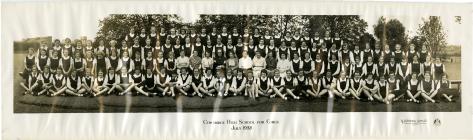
3;1;473;140
13;14;462;113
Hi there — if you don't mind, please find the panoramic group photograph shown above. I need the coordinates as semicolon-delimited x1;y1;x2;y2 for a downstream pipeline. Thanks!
13;14;462;113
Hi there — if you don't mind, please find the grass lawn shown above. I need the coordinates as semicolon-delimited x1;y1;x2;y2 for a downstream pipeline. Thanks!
13;52;462;113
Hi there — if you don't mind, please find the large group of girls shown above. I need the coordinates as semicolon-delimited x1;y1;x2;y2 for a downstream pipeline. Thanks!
19;25;456;104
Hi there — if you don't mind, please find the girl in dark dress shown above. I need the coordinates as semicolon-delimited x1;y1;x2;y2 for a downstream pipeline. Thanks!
220;27;229;46
256;70;272;97
290;52;302;75
209;27;219;46
125;28;137;45
255;40;266;57
439;74;455;102
407;44;418;63
377;75;393;104
199;28;208;47
103;68;119;95
193;38;204;58
92;70;108;96
419;73;438;103
247;39;256;59
263;30;272;46
60;49;73;76
199;69;216;97
235;38;244;58
20;47;36;79
162;39;173;59
108;50;120;72
373;44;383;63
433;57;445;80
410;55;422;77
131;52;143;72
393;44;405;63
269;70;286;99
377;57;387;79
229;69;247;96
50;68;67;96
277;42;289;60
289;41;300;60
349;72;363;100
65;70;86;96
37;66;53;96
173;39;183;58
20;66;40;95
36;49;50;73
73;52;85;76
363;74;384;102
142;38;154;59
191;68;204;97
138;28;147;47
338;45;351;63
283;70;299;100
156;68;170;96
252;29;262;46
119;68;150;96
231;27;240;46
130;38;142;59
149;27;158;47
81;69;95;96
419;45;430;63
406;73;421;103
317;71;336;98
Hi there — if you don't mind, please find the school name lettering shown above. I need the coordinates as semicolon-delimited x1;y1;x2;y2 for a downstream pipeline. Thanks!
202;119;279;130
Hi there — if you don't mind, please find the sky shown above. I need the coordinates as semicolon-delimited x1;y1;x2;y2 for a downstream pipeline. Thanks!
360;14;463;45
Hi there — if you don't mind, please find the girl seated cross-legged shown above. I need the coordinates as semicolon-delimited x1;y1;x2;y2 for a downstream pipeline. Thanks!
269;70;287;100
156;68;171;97
191;68;204;97
229;69;247;96
104;68;120;95
92;70;109;96
65;70;86;96
406;73;421;103
307;71;321;98
349;72;364;101
119;68;151;96
81;69;95;96
334;72;350;100
318;71;337;99
176;68;193;96
362;74;382;102
199;68;216;97
166;71;180;97
37;66;53;96
143;68;157;96
439;74;455;102
282;70;300;100
419;73;439;103
20;66;40;95
50;68;67;96
256;69;272;98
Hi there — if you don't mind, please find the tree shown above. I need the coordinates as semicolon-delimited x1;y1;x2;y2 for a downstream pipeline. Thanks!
95;14;181;45
373;17;408;50
417;16;447;57
304;15;368;47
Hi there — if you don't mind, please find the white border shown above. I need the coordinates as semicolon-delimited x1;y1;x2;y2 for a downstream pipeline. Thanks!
2;1;472;139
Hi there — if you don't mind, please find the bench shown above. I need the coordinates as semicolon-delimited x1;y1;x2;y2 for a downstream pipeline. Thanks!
451;80;461;94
